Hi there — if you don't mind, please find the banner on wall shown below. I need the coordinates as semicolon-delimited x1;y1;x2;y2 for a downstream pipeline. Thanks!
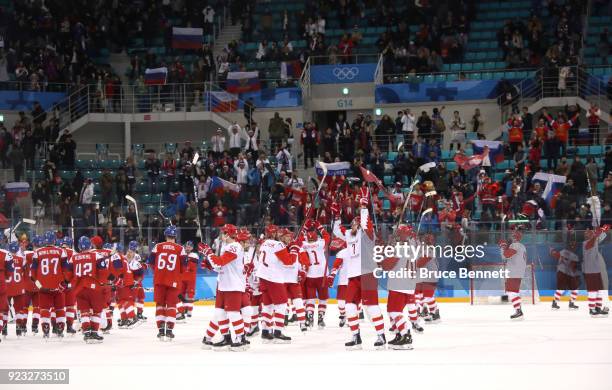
311;63;377;84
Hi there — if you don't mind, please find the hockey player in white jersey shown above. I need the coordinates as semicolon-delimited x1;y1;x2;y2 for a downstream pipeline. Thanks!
582;225;610;317
199;224;249;351
332;186;386;350
381;224;418;350
256;224;299;343
499;228;528;320
549;240;580;310
242;229;262;337
302;219;331;329
278;228;308;332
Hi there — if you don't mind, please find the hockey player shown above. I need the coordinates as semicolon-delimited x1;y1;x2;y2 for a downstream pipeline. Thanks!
332;186;387;350
327;238;348;327
499;228;528;320
5;242;27;337
199;224;249;351
30;231;69;339
0;244;15;340
148;226;187;340
179;241;199;320
23;235;42;335
60;237;78;335
236;231;254;335
302;219;331;329
70;236;111;343
279;228;308;332
256;224;299;343
91;237;114;333
113;243;140;329
416;233;441;323
549;240;580;310
244;231;262;337
126;241;147;321
583;225;610;317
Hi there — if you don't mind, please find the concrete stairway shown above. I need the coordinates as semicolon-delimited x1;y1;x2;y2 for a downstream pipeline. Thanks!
213;22;242;60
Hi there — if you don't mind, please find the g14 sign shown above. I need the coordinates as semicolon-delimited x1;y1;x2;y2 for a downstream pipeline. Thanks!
337;99;353;108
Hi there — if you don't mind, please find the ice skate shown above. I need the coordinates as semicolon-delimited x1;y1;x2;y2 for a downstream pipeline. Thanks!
305;313;314;328
429;310;441;323
261;329;274;344
568;301;579;310
164;329;175;341
86;332;104;344
338;315;346;328
551;300;560;310
345;333;363;351
412;321;424;333
230;336;248;352
510;308;524;321
246;323;259;337
389;333;413;350
202;336;213;350
213;334;232;350
273;330;291;344
157;328;166;341
374;334;387;350
175;312;186;323
317;314;325;329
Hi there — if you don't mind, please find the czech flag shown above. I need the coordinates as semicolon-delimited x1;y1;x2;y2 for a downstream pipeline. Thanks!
208;91;238;112
144;67;167;85
226;71;261;93
172;27;203;49
209;176;241;195
532;172;566;208
280;61;302;80
471;140;504;164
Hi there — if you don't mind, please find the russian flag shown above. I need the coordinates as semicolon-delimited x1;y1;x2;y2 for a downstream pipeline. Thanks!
209;176;241;195
144;67;167;85
471;140;504;164
4;182;30;202
208;91;238;112
532;172;566;208
453;153;484;171
316;161;350;177
280;61;302;80
172;27;203;49
226;71;261;93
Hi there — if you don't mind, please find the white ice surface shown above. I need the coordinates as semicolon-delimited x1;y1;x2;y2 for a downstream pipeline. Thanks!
1;303;611;390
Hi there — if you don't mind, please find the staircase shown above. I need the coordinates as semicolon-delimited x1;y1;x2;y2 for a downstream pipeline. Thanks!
213;22;242;60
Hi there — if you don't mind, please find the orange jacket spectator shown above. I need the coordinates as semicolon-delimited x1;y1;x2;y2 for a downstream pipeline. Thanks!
507;117;524;143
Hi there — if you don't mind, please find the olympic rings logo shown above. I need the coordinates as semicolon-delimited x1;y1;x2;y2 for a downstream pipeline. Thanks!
332;67;359;80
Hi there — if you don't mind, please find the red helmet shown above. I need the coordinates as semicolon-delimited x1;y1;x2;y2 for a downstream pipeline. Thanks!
236;231;251;242
91;235;104;249
265;224;279;238
329;238;346;251
307;230;318;241
396;225;414;240
221;224;238;238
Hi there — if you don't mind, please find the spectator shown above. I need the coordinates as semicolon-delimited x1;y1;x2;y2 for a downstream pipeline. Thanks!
115;167;128;205
100;169;114;207
21;130;36;170
8;144;24;182
301;122;318;168
449;110;466;151
401;109;416;145
417;111;432;140
79;178;94;206
227;123;244;157
268;112;286;150
210;128;226;158
275;144;293;173
162;153;177;192
60;134;77;169
244;98;255;126
212;199;228;227
470;108;485;136
586;103;601;144
144;151;161;193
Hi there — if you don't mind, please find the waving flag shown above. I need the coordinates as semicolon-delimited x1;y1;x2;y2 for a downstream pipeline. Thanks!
208;91;238;112
280;61;302;80
532;172;566;208
226;71;261;93
471;140;504;163
210;176;241;195
144;67;167;85
316;161;350;177
172;27;203;49
359;166;384;189
453;153;484;171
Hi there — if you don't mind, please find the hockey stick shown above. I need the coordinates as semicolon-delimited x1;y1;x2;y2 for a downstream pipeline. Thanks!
416;208;433;236
394;178;420;232
125;195;142;240
7;218;36;242
294;162;328;240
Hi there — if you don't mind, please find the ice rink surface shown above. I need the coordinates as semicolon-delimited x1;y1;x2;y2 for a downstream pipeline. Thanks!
1;303;611;390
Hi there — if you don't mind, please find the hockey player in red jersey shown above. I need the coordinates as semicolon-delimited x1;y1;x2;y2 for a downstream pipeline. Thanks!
5;242;27;338
499;228;528;320
582;225;610;317
148;226;187;340
30;231;70;339
256;224;300;343
23;235;42;335
69;236;112;343
0;244;15;341
177;241;199;321
332;186;387;350
60;237;78;335
112;243;142;329
91;236;114;333
199;224;249;351
279;227;309;332
302;219;331;329
126;241;147;321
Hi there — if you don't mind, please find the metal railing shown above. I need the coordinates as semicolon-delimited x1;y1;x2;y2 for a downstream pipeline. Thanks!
0;81;76;93
308;53;381;65
383;67;538;85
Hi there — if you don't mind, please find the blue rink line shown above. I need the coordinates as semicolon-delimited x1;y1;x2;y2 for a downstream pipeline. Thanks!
141;244;612;302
